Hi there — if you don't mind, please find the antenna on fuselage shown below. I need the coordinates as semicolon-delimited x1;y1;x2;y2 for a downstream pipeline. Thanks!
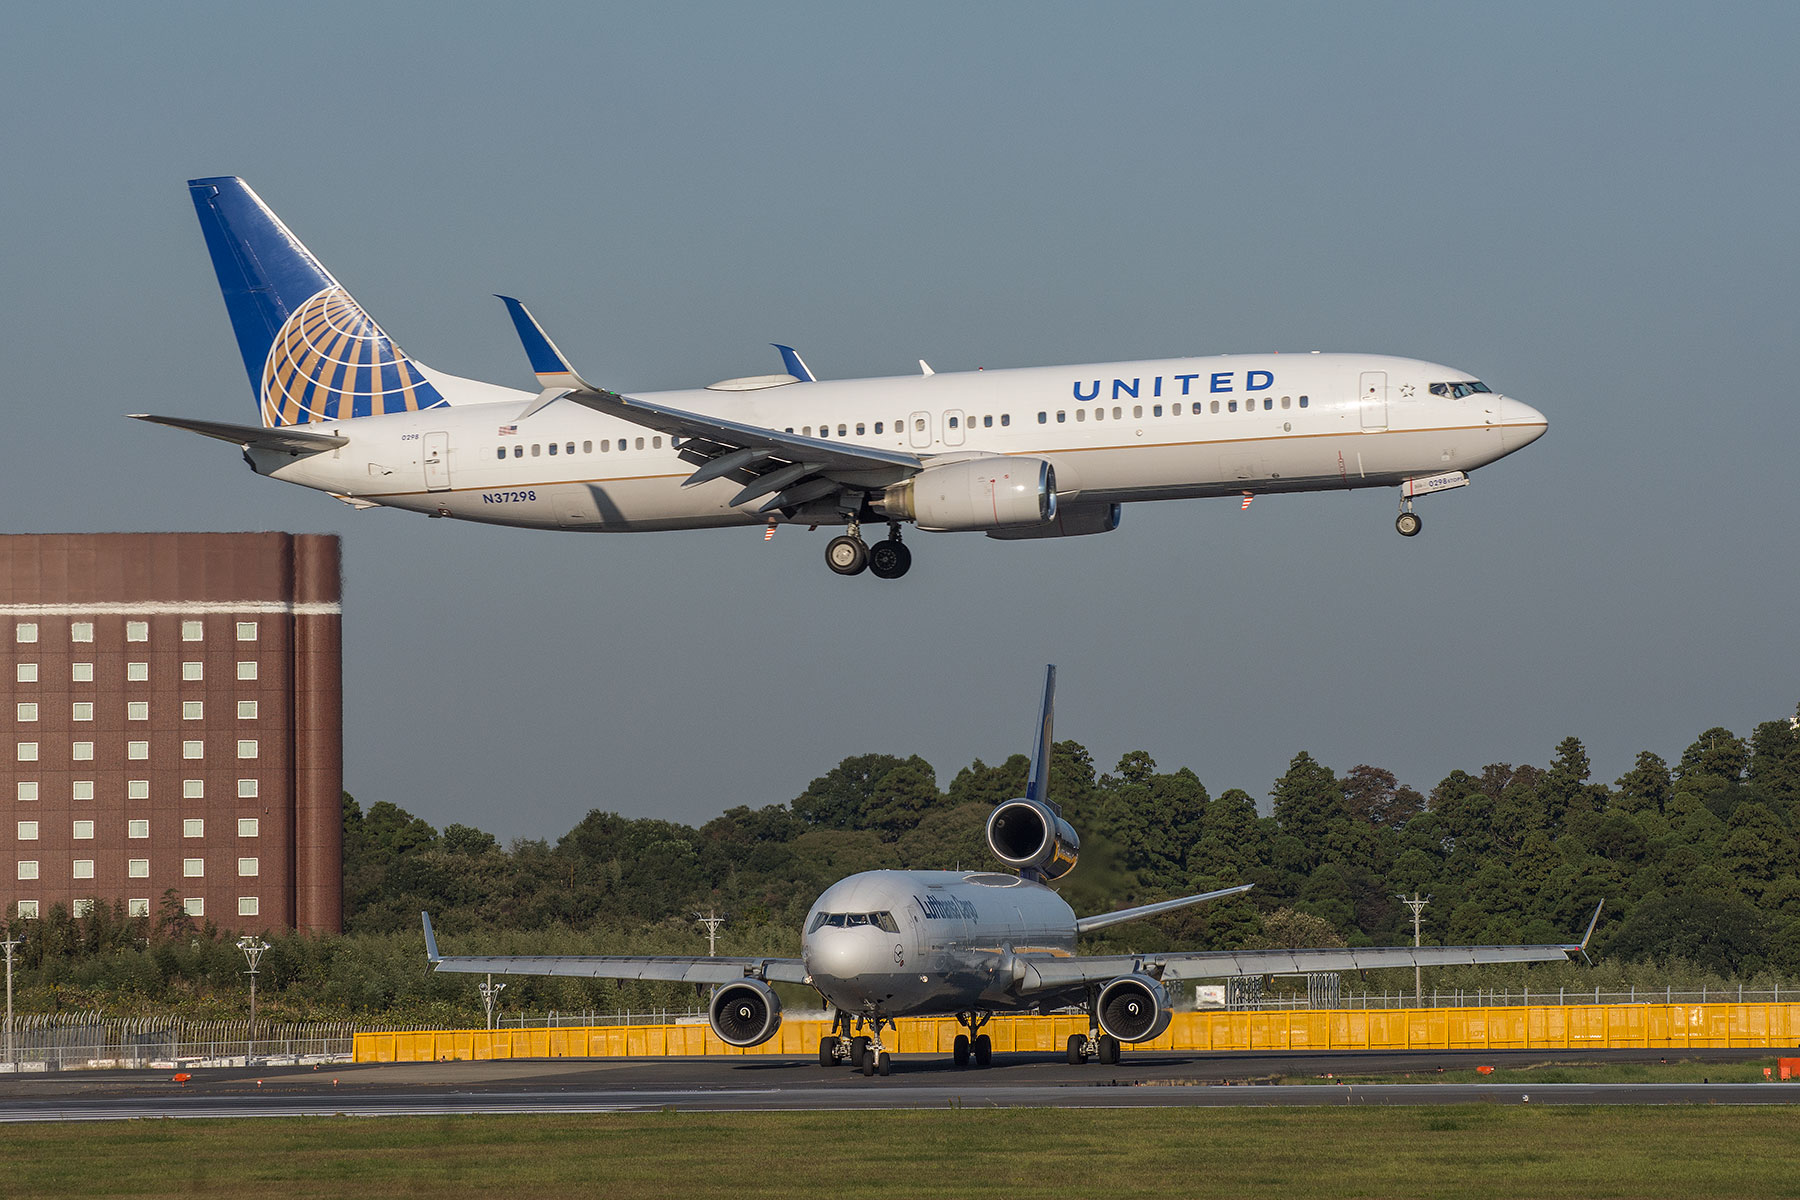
1025;664;1058;814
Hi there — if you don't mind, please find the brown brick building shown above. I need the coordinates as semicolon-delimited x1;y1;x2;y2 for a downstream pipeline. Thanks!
1;533;343;933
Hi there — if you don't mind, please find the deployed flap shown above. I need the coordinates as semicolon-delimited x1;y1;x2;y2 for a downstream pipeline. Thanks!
130;413;347;453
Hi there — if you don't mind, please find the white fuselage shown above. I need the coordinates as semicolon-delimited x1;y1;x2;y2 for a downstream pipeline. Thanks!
251;352;1547;531
801;869;1081;1018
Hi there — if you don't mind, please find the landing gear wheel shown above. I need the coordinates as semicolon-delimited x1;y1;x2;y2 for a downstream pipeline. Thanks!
1395;511;1422;538
826;535;869;575
868;539;912;580
860;1048;876;1076
819;1037;836;1067
973;1034;993;1068
953;1034;970;1068
850;1035;870;1068
1097;1034;1120;1065
876;1051;891;1077
1066;1033;1088;1065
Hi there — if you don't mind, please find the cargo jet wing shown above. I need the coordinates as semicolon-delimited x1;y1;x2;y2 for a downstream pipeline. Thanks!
499;297;924;513
420;913;808;985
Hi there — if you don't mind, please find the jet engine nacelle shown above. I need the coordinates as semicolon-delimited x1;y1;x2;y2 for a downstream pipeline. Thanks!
877;458;1056;532
708;979;783;1047
985;502;1122;540
986;798;1079;881
1096;973;1172;1043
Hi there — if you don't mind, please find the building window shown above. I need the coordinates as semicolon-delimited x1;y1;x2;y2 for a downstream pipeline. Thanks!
126;621;148;642
238;779;259;799
72;742;94;761
238;858;259;878
16;901;37;920
182;701;204;721
71;622;94;643
73;899;95;918
238;818;259;838
127;742;148;760
237;740;258;760
72;820;93;840
15;703;36;722
236;622;257;641
72;702;92;722
183;780;204;799
16;862;37;880
15;623;37;643
237;701;258;720
128;859;150;878
183;819;204;838
127;780;148;800
15;664;35;683
128;899;149;917
16;782;36;802
183;859;203;878
17;743;39;762
126;663;147;682
183;741;203;760
128;820;149;839
128;702;148;721
237;661;257;681
181;621;203;641
182;662;203;681
238;897;260;917
72;781;93;801
183;898;203;917
72;860;94;880
17;821;37;840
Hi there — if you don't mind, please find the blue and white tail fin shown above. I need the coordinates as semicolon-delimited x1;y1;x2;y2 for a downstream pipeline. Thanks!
189;177;450;427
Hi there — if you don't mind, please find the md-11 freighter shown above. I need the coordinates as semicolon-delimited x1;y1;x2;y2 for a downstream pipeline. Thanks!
422;667;1598;1075
141;178;1548;579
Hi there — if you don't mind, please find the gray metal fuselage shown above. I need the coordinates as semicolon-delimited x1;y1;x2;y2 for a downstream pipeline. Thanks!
802;869;1080;1018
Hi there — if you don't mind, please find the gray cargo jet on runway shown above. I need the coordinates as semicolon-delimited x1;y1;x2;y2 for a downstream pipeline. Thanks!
423;667;1598;1076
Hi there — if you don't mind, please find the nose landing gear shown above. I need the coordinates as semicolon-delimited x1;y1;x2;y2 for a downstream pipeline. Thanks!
821;1009;894;1076
1395;498;1423;538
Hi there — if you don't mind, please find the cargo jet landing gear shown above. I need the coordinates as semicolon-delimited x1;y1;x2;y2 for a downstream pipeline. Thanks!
952;1010;992;1069
820;1010;892;1075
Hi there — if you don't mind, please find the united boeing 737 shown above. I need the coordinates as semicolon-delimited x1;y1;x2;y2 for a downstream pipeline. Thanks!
141;178;1548;578
422;667;1598;1076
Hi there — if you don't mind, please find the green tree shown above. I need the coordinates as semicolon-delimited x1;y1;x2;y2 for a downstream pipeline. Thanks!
1614;751;1673;814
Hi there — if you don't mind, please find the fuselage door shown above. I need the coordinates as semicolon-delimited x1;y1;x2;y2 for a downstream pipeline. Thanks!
943;409;966;447
908;411;933;449
423;431;451;491
1359;372;1388;431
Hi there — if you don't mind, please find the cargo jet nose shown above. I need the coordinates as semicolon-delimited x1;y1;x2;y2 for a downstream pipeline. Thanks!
804;929;891;983
1497;396;1548;452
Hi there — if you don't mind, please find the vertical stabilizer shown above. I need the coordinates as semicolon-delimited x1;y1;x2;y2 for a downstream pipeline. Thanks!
188;177;446;426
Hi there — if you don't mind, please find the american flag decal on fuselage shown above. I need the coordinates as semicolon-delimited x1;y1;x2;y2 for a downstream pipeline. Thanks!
259;287;447;427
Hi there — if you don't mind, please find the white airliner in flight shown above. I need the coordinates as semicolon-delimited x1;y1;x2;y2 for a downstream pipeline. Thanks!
423;667;1598;1076
140;178;1547;579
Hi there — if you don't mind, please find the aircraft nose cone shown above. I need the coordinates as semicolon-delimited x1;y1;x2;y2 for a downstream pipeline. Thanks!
806;930;882;981
1497;396;1548;451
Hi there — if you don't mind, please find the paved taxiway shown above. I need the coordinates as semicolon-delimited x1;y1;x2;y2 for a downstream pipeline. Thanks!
0;1048;1795;1121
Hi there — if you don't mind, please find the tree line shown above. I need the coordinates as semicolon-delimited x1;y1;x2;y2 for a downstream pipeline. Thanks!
6;708;1798;1022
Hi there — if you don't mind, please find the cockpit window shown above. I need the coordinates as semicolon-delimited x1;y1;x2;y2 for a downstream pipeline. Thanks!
807;910;900;933
1429;381;1493;399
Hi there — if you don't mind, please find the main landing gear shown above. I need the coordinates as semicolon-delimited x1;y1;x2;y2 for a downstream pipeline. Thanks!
1066;993;1122;1065
951;1011;993;1069
819;1009;893;1076
825;521;911;580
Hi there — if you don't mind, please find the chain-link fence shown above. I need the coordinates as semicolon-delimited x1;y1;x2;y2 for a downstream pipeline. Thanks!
0;1013;433;1072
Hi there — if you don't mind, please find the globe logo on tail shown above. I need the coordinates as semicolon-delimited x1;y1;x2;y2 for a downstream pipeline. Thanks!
259;287;444;426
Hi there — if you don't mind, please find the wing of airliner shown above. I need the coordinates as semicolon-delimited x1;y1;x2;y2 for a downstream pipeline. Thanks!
420;912;808;984
499;297;926;513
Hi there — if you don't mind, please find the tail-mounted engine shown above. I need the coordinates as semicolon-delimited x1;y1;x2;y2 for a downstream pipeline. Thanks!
1096;973;1172;1043
709;979;783;1047
986;798;1079;881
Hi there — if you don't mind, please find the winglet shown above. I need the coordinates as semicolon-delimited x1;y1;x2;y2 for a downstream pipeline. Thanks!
497;296;595;392
1024;665;1057;810
421;911;441;964
1577;899;1604;961
772;344;815;382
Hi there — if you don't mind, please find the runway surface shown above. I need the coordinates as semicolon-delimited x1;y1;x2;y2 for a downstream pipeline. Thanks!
0;1047;1795;1120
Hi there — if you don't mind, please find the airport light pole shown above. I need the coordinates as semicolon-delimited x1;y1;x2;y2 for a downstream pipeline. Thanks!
478;975;506;1030
236;935;269;1062
2;932;22;1073
1395;894;1430;1004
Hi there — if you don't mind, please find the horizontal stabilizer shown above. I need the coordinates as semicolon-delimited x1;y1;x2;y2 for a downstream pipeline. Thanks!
1074;883;1254;933
130;413;347;453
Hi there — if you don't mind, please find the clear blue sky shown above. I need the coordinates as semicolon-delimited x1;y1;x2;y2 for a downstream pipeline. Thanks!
3;3;1795;839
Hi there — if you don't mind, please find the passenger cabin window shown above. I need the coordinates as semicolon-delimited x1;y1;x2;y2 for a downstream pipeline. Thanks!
1299;395;1309;407
512;445;523;458
531;444;541;456
855;423;865;435
1153;404;1163;417
548;443;557;455
496;448;505;460
1000;414;1010;426
583;441;593;453
873;422;884;434
948;416;959;429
